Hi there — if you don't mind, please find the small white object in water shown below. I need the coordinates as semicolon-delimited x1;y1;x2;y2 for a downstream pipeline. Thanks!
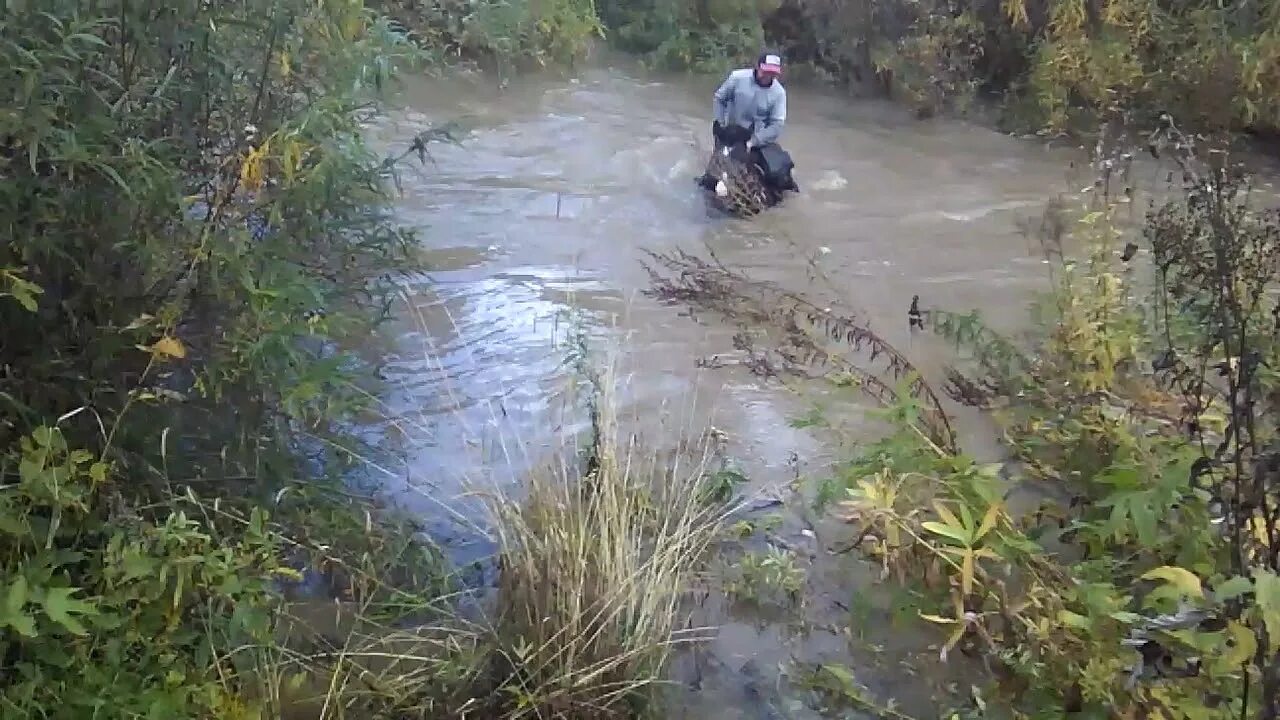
818;246;831;254
714;180;729;197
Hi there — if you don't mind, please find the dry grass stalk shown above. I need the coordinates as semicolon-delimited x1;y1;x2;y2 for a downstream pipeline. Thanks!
641;248;957;451
480;372;726;719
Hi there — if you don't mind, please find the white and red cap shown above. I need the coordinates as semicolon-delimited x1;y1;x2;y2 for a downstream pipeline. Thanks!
757;52;783;74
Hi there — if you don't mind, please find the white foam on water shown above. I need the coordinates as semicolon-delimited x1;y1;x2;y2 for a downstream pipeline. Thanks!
809;169;848;191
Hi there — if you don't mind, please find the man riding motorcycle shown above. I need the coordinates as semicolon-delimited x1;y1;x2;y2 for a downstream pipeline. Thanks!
697;51;798;197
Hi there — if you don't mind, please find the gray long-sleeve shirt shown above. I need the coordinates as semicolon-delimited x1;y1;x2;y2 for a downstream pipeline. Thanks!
713;68;787;146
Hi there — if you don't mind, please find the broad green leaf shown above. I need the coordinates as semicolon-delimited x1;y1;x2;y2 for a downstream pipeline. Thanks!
1212;576;1254;602
1131;499;1158;546
1254;569;1280;651
2;612;37;637
41;587;97;636
1141;566;1204;599
121;548;156;583
6;576;27;615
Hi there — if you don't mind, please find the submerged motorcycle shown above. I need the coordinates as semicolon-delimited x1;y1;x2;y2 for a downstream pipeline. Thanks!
695;121;799;218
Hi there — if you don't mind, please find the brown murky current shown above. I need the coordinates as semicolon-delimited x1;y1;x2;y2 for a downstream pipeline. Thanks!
358;57;1107;717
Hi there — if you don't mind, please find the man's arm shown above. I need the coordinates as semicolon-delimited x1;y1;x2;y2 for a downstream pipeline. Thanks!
752;89;787;146
713;73;735;125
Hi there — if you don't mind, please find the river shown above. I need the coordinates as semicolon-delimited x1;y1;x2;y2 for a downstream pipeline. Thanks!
357;56;1115;717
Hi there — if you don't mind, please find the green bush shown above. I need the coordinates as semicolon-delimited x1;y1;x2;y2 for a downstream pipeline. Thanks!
373;0;604;68
597;0;774;71
0;0;468;716
771;0;1280;135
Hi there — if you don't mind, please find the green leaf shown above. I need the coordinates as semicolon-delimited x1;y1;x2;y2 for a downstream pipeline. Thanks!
41;587;98;636
922;521;970;546
0;575;36;637
1254;569;1280;651
1058;610;1090;629
1130;500;1158;546
6;575;28;615
1212;576;1254;602
2;275;43;312
3;612;37;637
121;547;157;583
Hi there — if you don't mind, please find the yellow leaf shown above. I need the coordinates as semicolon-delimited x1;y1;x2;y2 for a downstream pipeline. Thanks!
1219;621;1256;668
919;613;959;624
961;548;975;597
271;566;304;582
975;502;1001;542
1140;566;1204;598
941;622;967;661
1057;609;1090;629
150;336;186;359
932;500;962;529
239;142;269;192
282;139;305;184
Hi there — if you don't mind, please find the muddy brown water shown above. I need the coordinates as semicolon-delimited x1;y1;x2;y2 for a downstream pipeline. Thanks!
352;56;1193;717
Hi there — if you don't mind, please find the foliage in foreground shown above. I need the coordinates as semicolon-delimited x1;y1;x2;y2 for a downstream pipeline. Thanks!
829;129;1280;716
0;0;476;717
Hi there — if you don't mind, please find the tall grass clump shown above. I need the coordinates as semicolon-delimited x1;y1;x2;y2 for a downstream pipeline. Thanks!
480;368;727;718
